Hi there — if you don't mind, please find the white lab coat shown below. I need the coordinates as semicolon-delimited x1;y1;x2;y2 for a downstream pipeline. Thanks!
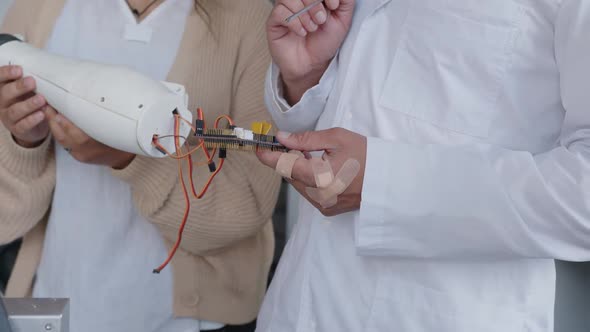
257;0;590;331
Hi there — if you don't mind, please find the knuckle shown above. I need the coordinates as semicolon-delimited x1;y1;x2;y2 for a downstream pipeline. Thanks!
17;77;26;90
73;152;87;163
7;105;18;121
78;135;90;145
13;122;26;136
0;86;8;104
20;115;33;129
331;127;344;135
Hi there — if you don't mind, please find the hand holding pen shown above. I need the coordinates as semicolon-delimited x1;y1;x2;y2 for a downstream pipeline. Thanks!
267;0;355;104
284;0;326;24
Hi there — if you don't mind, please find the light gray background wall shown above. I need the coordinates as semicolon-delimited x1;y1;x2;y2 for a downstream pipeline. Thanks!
0;1;588;331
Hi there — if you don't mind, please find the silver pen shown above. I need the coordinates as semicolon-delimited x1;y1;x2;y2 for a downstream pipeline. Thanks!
284;0;325;24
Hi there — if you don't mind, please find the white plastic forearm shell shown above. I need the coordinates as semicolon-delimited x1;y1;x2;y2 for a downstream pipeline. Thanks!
0;34;192;157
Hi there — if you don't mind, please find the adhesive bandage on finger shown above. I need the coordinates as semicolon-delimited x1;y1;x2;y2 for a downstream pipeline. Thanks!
305;159;361;208
306;187;338;209
311;157;334;188
322;195;339;209
275;150;304;179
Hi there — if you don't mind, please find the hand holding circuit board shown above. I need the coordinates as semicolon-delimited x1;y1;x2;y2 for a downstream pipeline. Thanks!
256;128;367;217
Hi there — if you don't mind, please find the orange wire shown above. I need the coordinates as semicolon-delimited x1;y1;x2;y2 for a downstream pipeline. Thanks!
153;139;204;159
214;115;234;127
202;143;212;162
206;115;234;162
197;158;224;198
180;110;235;163
153;110;228;273
186;155;224;199
153;157;190;273
176;115;213;163
179;117;196;132
153;115;190;273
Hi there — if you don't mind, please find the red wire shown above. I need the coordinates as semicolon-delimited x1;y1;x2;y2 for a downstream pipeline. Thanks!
195;108;213;162
198;158;224;198
187;157;224;199
153;158;190;273
187;154;197;197
205;115;234;164
153;110;228;273
154;115;190;273
214;115;235;127
153;138;203;159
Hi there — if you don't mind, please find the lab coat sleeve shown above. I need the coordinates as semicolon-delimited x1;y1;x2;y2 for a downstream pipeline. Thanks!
264;57;339;132
356;0;590;261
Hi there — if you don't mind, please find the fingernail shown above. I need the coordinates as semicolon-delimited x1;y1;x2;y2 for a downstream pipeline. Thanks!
315;11;327;24
34;111;44;122
309;22;318;32
298;28;307;37
23;77;33;88
33;95;43;106
277;131;291;140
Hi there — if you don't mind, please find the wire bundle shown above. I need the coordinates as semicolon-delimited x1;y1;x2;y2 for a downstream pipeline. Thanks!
151;108;233;273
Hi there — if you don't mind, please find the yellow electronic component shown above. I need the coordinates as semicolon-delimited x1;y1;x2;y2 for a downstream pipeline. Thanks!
262;122;272;135
251;122;262;134
251;121;273;135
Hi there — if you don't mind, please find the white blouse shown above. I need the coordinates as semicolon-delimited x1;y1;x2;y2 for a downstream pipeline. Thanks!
33;0;222;331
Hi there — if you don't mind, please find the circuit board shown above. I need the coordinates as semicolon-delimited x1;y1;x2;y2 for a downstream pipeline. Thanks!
194;121;287;152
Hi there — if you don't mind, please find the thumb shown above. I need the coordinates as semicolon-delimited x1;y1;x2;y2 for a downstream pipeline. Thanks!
276;129;338;152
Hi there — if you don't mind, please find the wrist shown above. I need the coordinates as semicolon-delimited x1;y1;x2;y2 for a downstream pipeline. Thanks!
281;63;330;105
112;153;136;170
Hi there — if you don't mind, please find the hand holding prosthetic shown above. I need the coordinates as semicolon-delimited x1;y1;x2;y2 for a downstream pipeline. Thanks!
0;34;192;157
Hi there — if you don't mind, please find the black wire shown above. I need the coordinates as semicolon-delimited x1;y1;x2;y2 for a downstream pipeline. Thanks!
124;0;161;18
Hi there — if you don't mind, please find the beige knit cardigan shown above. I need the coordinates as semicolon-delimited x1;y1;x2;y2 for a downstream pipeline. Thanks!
0;0;280;325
